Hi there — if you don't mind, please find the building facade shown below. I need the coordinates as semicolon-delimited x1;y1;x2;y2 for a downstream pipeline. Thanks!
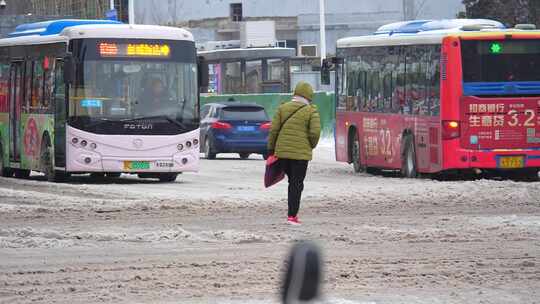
29;0;129;21
135;0;465;55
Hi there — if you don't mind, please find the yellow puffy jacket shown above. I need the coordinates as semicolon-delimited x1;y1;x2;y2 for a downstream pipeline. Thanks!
267;98;321;161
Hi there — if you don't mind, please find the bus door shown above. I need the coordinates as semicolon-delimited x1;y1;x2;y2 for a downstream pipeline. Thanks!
8;61;23;162
53;59;67;168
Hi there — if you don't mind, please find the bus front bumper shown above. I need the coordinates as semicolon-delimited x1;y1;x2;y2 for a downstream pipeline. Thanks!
65;126;200;173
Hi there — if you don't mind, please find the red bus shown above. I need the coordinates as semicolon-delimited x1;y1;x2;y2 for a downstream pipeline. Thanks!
331;19;540;180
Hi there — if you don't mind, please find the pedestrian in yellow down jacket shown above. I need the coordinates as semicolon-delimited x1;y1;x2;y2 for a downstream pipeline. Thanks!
267;81;321;225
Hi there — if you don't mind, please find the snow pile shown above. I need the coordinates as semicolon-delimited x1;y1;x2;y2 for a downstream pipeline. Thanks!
0;226;205;249
202;230;269;244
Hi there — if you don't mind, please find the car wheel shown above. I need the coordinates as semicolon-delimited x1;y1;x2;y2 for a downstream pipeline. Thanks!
205;138;216;160
106;173;122;178
401;135;418;178
239;153;250;160
158;173;178;183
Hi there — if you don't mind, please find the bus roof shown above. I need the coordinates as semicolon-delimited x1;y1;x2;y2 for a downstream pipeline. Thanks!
0;19;194;47
198;47;296;61
336;18;526;48
374;19;505;35
8;19;122;37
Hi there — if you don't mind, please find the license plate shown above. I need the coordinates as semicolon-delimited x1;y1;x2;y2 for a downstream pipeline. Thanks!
123;161;150;170
498;156;525;169
155;161;174;168
237;126;256;132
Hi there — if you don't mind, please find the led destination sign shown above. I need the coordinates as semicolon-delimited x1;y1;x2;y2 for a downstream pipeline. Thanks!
98;42;171;58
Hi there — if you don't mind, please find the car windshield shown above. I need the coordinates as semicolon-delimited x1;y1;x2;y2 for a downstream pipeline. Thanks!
221;107;269;121
68;60;198;134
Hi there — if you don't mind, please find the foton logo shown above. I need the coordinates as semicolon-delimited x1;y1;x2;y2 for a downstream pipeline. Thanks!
123;124;153;130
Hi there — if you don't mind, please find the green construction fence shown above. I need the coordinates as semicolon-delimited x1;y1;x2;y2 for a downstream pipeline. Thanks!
201;92;336;136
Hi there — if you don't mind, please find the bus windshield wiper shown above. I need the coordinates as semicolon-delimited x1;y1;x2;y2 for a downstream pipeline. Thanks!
124;115;188;130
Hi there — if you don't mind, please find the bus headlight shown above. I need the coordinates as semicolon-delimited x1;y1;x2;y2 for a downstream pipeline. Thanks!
177;143;184;151
81;140;88;147
186;141;192;148
90;143;97;150
193;139;199;146
72;137;79;145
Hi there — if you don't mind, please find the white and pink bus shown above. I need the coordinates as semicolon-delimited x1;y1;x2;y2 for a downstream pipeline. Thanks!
0;20;207;182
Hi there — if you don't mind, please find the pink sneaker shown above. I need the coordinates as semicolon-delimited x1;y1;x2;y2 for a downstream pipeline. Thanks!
287;216;301;225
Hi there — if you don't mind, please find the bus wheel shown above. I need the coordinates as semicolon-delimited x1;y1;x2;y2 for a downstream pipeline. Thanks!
90;173;105;180
527;170;540;182
158;173;178;183
106;173;121;178
239;153;250;160
14;169;30;179
513;169;539;182
0;143;13;177
401;135;418;178
40;143;66;182
205;138;216;160
351;132;364;173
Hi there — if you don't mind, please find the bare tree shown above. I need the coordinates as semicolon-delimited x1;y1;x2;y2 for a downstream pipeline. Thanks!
463;0;537;26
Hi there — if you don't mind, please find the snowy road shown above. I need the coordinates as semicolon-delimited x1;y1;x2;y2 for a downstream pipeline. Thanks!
1;143;539;303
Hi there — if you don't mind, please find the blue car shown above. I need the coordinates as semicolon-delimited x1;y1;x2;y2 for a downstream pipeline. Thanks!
200;102;272;160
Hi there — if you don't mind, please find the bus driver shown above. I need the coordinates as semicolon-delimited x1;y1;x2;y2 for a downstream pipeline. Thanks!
136;78;172;116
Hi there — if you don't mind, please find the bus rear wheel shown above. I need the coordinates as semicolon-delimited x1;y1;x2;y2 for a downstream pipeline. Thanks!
14;169;30;179
350;131;364;173
0;143;13;177
401;135;418;178
507;169;540;182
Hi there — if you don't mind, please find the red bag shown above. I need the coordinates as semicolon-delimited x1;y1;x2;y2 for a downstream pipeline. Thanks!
264;155;285;188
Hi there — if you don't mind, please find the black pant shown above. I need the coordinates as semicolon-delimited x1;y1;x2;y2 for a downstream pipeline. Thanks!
281;159;308;217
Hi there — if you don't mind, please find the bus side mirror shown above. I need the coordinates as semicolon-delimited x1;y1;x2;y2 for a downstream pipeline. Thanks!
63;55;75;85
282;241;322;304
198;56;209;89
320;59;331;85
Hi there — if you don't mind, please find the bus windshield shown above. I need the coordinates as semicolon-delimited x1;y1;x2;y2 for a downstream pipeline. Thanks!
461;39;540;83
69;60;198;135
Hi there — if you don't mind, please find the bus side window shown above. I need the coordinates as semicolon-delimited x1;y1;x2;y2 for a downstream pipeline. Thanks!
429;45;441;116
381;46;396;114
23;61;33;113
43;58;54;112
336;54;347;111
413;46;429;116
395;47;407;114
0;63;9;112
345;55;356;111
32;59;45;112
